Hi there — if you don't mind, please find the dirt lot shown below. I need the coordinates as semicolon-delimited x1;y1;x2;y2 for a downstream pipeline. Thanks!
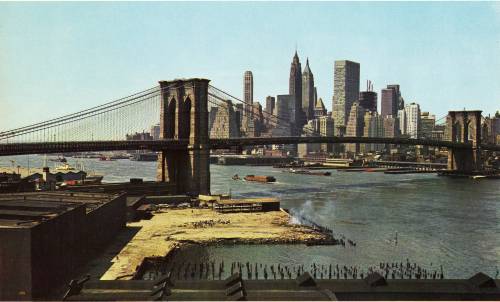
100;208;330;280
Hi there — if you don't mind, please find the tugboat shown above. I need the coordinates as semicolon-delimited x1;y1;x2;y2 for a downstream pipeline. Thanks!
244;175;276;183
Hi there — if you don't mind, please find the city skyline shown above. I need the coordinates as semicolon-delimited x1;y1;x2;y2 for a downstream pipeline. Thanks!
1;2;499;129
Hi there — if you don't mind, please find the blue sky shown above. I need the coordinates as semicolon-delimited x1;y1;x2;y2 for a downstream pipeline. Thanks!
1;1;499;129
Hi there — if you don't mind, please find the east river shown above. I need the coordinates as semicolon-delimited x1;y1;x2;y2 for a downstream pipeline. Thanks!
1;155;499;278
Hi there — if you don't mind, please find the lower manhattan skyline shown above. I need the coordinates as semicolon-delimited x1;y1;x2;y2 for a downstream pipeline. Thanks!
1;1;499;129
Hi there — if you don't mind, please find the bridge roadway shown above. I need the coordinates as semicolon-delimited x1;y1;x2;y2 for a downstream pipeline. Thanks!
0;137;499;156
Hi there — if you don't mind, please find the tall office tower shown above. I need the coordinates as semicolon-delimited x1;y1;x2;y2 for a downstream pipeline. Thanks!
289;51;303;133
405;102;421;139
345;102;365;154
302;58;315;121
381;88;398;118
332;60;360;133
420;112;435;139
244;71;254;105
209;100;240;138
243;71;254;135
265;96;275;115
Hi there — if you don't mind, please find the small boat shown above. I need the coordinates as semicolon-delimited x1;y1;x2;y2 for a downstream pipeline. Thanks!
99;156;115;161
232;174;241;180
49;156;67;163
244;175;276;183
471;175;486;180
83;175;104;184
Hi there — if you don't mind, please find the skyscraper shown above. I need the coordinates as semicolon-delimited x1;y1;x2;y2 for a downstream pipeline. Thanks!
387;84;405;110
289;51;302;133
405;103;421;139
420;112;435;139
318;115;334;153
271;94;294;136
209;100;240;138
243;71;254;136
244;71;253;105
382;89;396;117
332;60;360;133
381;85;399;117
345;102;365;154
359;80;377;113
361;111;384;153
265;96;275;116
302;58;315;121
383;115;399;138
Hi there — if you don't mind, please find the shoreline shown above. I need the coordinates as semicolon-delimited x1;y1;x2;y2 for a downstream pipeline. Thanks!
84;207;337;281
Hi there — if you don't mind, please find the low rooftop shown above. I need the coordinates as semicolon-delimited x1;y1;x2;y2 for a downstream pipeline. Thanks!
0;192;121;228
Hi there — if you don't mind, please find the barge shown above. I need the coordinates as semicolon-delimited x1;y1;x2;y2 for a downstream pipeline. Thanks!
286;169;331;176
244;175;276;183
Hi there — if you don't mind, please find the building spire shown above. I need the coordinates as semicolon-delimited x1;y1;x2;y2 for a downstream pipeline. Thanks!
303;57;311;74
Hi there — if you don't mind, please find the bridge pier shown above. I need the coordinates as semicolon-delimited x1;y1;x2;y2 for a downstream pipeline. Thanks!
446;110;483;174
157;78;210;195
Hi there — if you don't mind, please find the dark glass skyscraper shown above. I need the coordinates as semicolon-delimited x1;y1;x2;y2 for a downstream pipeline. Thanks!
359;91;377;113
381;84;401;117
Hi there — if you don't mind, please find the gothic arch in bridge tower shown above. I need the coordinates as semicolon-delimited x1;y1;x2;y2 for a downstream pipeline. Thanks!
452;122;462;143
166;98;176;139
467;121;475;142
179;96;191;140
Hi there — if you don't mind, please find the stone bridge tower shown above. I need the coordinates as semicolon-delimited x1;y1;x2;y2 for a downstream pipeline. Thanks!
446;110;483;173
157;78;210;195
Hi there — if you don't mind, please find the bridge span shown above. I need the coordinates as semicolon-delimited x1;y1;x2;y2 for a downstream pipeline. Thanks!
1;137;499;157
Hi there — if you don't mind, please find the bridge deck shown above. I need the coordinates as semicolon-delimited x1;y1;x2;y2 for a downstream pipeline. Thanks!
0;137;497;156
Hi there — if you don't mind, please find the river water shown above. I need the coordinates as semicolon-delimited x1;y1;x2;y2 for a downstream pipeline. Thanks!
1;155;499;278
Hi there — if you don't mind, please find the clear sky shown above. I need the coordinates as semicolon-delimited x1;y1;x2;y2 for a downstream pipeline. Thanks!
1;1;499;129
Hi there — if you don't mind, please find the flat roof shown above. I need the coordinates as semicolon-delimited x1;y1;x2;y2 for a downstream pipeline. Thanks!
0;199;80;228
0;192;121;228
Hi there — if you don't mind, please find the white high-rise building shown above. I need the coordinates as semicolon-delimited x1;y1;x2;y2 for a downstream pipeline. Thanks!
404;103;421;139
398;109;407;136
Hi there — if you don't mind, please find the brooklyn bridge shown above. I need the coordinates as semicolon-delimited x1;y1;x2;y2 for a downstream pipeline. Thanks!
1;78;498;195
